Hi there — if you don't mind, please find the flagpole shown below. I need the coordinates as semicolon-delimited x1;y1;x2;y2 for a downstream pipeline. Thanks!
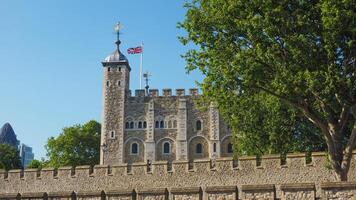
139;42;143;89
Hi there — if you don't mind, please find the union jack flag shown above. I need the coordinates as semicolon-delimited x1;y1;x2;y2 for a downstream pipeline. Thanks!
127;46;143;54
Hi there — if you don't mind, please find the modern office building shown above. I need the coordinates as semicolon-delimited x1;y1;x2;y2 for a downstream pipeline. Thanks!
19;143;34;168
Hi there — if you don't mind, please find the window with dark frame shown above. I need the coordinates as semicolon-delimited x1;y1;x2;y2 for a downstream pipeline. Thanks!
155;121;159;128
131;143;138;154
196;120;202;131
163;142;170;154
196;143;202;154
138;121;142;129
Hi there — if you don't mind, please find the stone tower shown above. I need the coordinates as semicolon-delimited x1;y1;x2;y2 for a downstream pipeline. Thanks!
100;22;130;165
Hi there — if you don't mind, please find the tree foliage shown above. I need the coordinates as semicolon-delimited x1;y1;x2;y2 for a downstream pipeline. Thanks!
0;143;22;170
180;0;355;181
26;159;45;169
45;120;101;168
228;93;326;157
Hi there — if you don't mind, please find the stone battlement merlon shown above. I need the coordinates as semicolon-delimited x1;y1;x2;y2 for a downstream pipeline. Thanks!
1;182;356;200
129;88;200;98
1;152;355;181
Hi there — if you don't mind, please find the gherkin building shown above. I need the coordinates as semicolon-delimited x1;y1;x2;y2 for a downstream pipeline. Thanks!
0;123;19;147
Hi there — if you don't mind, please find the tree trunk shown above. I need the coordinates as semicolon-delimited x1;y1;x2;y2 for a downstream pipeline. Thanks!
335;168;348;181
333;162;349;181
327;121;356;182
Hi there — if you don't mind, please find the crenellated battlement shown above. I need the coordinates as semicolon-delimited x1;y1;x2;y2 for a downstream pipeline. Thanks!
1;152;355;181
127;88;200;98
0;152;355;199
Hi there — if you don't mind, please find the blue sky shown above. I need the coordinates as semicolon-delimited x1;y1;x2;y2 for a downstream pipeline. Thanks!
0;0;203;159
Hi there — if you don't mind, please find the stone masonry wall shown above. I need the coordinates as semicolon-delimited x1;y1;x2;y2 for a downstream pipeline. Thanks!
119;93;233;164
0;152;355;199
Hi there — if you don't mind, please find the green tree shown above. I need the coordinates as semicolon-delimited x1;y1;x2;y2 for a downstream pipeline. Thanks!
180;0;355;181
26;159;45;169
227;93;326;157
0;144;22;170
45;120;101;168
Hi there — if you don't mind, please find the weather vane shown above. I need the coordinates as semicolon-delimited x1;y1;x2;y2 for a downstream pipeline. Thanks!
143;71;151;96
114;22;121;40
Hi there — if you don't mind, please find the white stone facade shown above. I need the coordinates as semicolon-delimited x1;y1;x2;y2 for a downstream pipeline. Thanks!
100;37;232;165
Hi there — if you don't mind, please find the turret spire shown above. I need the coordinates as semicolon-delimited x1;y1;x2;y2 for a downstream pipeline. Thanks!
102;21;129;66
114;22;121;49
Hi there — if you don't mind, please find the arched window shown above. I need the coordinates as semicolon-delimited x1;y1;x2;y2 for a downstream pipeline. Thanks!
131;143;138;155
196;143;203;154
155;121;159;128
213;143;217;152
130;122;134;129
117;81;121;86
138;121;142;129
106;81;110;87
125;122;129;129
160;121;164;128
196;120;202;131
173;120;177;128
108;67;111;72
168;121;172;128
118;67;121;72
227;143;233;153
143;121;147;129
163;142;170;154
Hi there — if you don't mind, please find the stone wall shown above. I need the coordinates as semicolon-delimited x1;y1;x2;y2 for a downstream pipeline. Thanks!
0;152;355;199
1;183;356;200
117;93;232;164
101;64;130;165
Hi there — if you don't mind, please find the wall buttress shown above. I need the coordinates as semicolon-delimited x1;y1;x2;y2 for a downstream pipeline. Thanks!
177;99;188;160
145;100;155;161
209;103;220;158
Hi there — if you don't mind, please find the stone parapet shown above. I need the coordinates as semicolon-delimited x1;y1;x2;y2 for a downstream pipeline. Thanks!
175;89;185;96
321;182;356;199
162;89;172;97
0;152;355;199
0;153;349;179
1;183;356;200
149;89;159;97
280;183;315;200
135;89;146;97
189;88;198;95
129;88;200;97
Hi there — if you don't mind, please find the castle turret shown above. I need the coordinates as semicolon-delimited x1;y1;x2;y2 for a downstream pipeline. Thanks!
100;22;130;165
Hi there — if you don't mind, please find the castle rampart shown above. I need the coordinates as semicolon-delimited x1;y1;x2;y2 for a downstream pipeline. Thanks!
129;88;199;98
1;152;355;199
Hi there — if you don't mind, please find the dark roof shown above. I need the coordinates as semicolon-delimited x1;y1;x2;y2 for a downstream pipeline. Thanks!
102;40;130;70
0;123;18;147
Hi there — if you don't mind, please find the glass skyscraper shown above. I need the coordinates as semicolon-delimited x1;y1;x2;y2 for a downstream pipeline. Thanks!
19;144;34;167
